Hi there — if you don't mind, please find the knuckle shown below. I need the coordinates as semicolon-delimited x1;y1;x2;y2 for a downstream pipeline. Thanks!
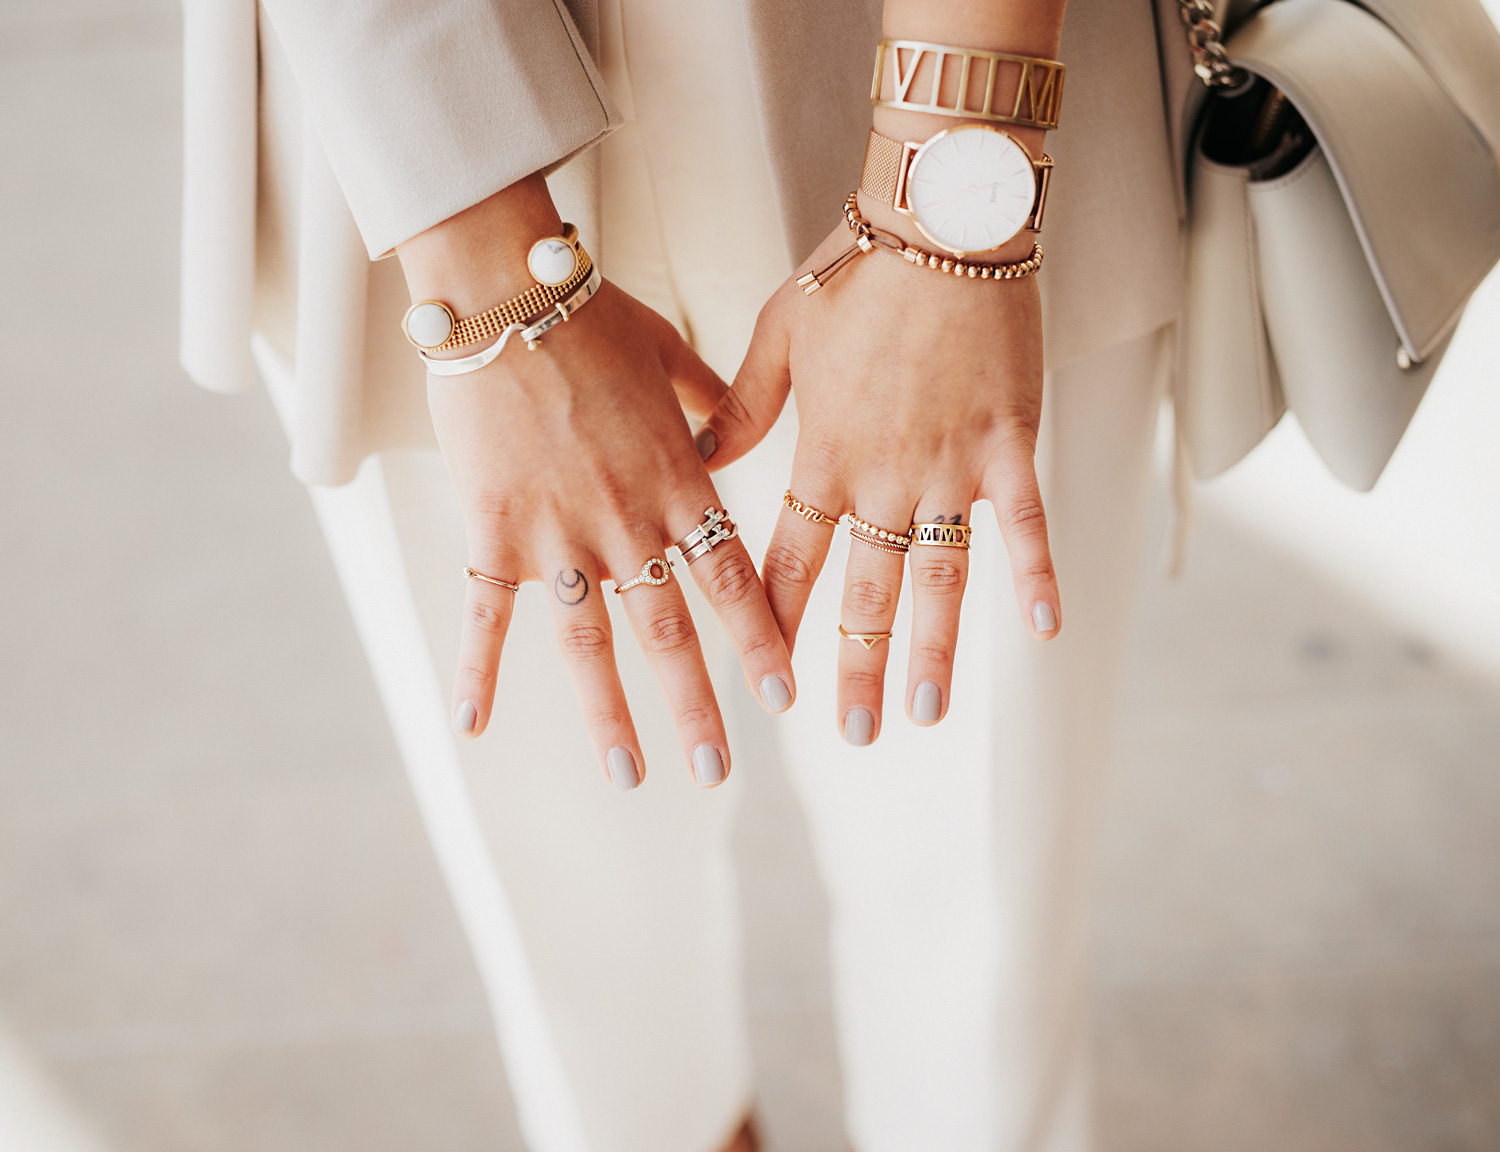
842;666;884;691
846;578;896;619
1003;497;1049;536
465;599;509;636
705;553;758;606
674;698;718;728
715;386;753;432
557;621;612;661
586;707;628;733
456;662;495;688
762;542;815;590
912;557;964;593
738;629;783;664
641;612;698;656
913;641;955;668
1016;559;1057;584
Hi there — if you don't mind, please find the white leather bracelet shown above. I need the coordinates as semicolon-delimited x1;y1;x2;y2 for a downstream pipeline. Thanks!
419;266;603;377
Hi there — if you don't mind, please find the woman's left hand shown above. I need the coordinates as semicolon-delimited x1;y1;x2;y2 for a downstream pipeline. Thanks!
694;221;1060;746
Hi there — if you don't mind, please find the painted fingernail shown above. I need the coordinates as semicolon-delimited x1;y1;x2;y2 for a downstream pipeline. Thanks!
695;427;717;461
454;700;478;734
759;674;792;712
913;680;941;724
1032;601;1058;634
606;747;639;791
692;744;726;787
843;707;874;747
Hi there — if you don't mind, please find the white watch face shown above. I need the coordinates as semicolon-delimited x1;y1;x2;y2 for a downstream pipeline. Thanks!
905;126;1036;255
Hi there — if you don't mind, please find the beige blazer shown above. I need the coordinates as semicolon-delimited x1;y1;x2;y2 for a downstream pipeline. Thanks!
180;0;1190;486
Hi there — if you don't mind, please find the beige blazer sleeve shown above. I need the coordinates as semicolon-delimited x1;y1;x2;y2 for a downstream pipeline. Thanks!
258;0;622;258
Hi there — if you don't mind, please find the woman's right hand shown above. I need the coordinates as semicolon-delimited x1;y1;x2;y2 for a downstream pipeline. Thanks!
398;178;795;791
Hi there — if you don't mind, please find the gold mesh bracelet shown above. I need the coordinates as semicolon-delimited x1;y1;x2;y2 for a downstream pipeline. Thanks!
435;246;594;352
871;39;1065;131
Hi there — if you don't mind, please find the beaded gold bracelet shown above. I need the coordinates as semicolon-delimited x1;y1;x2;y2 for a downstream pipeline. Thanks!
797;192;1043;295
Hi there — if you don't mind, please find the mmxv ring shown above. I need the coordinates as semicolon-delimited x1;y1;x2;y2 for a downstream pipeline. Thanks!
673;507;738;565
783;490;839;526
839;625;893;649
848;514;913;554
463;566;520;592
910;522;972;549
615;557;674;594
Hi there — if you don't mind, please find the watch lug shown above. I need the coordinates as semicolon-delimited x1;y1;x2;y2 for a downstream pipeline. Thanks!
1027;153;1055;233
893;140;921;214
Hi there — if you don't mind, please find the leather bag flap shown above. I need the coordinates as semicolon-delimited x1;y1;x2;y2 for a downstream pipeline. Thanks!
1227;0;1500;360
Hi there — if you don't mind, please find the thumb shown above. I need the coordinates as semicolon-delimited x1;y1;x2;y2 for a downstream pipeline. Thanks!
696;295;793;471
657;329;728;422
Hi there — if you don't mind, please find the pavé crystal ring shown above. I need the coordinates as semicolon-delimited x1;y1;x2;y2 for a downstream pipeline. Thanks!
615;557;674;594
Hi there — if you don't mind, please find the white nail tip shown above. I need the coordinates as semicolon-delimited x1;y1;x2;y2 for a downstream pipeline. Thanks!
454;701;477;734
1032;602;1057;633
606;747;639;791
913;681;941;724
692;744;726;787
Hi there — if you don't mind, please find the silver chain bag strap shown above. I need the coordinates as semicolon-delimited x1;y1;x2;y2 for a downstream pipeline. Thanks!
1174;0;1500;490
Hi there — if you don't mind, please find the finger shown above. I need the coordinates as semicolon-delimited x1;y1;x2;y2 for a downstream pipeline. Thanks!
694;291;793;469
451;543;523;740
610;545;731;788
657;323;728;422
983;431;1061;639
904;498;975;727
760;471;847;656
545;554;645;792
669;501;796;714
837;499;914;747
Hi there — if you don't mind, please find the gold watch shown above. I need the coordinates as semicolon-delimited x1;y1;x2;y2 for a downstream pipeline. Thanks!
859;127;1054;258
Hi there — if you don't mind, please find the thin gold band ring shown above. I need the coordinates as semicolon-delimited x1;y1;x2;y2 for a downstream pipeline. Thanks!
839;625;893;649
783;490;839;527
463;566;520;592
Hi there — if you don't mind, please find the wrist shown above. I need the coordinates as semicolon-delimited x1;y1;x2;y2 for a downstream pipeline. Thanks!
397;173;565;315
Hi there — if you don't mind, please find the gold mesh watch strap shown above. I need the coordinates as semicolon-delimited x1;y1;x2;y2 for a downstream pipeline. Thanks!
435;246;594;352
859;130;906;207
871;39;1064;130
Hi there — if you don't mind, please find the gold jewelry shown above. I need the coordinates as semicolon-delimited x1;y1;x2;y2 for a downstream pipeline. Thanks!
797;193;1043;295
859;128;1054;254
463;566;520;592
615;557;674;593
420;266;603;375
673;507;739;565
402;224;592;352
910;522;973;549
871;39;1065;130
848;514;913;554
783;490;839;526
839;625;893;649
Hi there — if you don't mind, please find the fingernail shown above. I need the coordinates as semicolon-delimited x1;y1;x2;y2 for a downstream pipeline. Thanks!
1032;601;1057;634
606;747;639;791
758;674;792;712
843;707;874;747
695;427;717;461
454;700;477;734
913;680;941;724
692;744;726;787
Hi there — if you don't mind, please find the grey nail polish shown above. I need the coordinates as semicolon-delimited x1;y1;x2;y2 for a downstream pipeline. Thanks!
913;681;942;724
454;700;477;734
606;747;639;791
843;707;875;747
695;427;718;461
759;674;792;712
692;744;726;787
1032;601;1058;634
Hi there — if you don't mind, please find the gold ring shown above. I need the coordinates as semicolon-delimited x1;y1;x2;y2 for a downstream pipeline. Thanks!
615;557;674;594
839;625;892;649
909;522;972;549
783;490;839;526
848;514;912;554
463;566;520;592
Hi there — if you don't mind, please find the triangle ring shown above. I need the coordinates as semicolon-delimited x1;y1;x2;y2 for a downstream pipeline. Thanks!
839;625;893;650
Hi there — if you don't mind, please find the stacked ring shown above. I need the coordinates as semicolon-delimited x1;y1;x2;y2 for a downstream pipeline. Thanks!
848;514;912;554
910;522;973;549
673;507;738;565
783;490;839;526
615;557;674;593
463;566;521;592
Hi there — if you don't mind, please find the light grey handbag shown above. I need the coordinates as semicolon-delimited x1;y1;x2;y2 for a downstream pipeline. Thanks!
1175;0;1500;490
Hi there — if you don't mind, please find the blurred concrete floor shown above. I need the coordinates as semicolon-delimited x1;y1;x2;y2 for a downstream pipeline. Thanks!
2;4;1498;1151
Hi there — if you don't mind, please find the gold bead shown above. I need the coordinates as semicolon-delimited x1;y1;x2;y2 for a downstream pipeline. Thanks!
940;259;952;273
967;265;979;278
